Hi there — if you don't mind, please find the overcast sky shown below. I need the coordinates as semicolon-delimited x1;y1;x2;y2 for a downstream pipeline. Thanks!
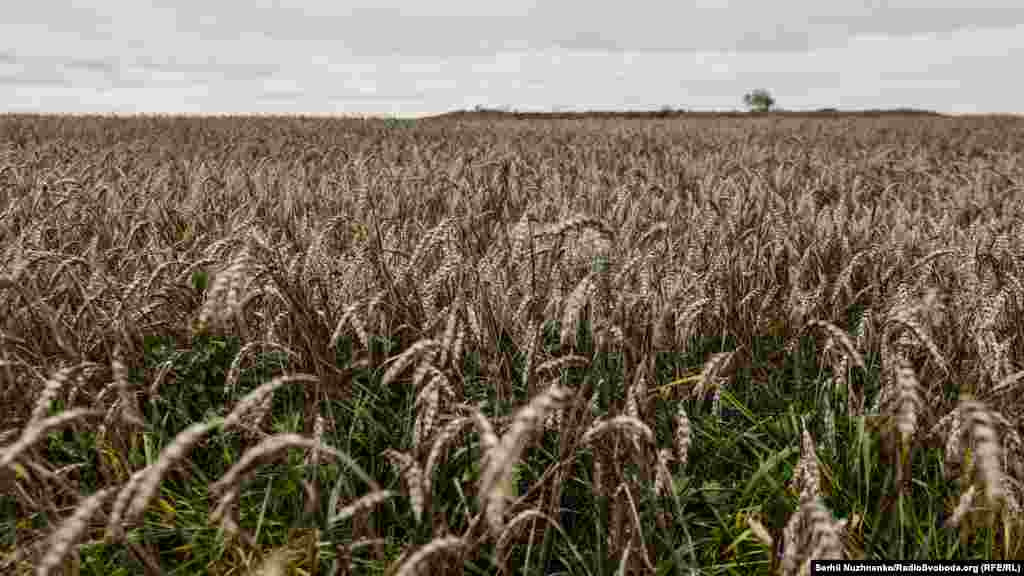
2;1;1022;117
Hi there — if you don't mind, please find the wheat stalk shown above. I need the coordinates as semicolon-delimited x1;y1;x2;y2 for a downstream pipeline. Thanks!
780;497;845;575
960;398;1005;512
331;489;396;525
1;409;103;470
675;402;692;469
37;487;114;576
223;374;318;431
381;339;442;388
383;449;426;523
791;419;821;503
423;416;472;500
125;420;219;525
479;384;574;534
29;363;99;426
393;536;463;576
581;416;654;447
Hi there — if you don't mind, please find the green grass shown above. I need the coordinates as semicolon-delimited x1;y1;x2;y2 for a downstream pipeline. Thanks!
3;314;1009;574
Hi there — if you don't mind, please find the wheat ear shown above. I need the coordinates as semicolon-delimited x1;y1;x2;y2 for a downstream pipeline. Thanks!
37;487;114;576
125;420;219;525
479;384;574;534
223;374;318;431
331;490;396;525
394;536;463;576
1;409;103;470
383;449;426;523
29;363;99;426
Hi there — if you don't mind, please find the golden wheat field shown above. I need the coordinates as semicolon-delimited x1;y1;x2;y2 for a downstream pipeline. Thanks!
1;112;1023;575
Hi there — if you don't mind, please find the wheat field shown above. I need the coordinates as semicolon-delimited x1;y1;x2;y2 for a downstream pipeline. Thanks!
1;112;1023;575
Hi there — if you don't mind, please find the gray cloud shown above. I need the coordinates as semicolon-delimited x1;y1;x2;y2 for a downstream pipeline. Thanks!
0;73;65;88
8;1;1023;59
0;53;63;87
64;57;117;75
62;56;125;87
132;56;280;84
171;0;1024;56
1;1;1022;115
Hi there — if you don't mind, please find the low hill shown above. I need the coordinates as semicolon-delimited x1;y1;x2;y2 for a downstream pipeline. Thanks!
426;107;946;121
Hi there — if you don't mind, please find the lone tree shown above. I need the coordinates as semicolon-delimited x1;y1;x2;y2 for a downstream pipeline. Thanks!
743;89;776;112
